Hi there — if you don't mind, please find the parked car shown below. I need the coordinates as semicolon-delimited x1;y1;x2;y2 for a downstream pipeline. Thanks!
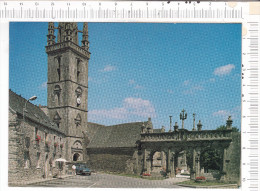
76;164;91;175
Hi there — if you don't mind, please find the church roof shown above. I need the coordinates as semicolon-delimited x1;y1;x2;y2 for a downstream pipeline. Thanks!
87;121;148;149
9;89;64;135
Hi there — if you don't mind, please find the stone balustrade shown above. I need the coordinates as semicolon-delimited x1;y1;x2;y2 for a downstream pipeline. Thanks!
46;41;90;58
140;129;233;142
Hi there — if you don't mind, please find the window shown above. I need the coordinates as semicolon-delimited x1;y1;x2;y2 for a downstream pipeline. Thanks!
45;133;48;145
77;59;80;82
54;85;61;106
24;151;30;168
53;112;61;128
57;57;61;81
35;127;38;138
36;152;41;168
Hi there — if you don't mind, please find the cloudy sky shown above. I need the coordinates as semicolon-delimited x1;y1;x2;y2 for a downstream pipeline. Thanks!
9;22;241;130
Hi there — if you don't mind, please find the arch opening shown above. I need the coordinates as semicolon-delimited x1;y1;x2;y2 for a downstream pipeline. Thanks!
73;153;80;161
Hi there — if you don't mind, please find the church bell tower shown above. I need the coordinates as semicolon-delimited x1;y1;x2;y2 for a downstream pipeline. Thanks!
46;22;90;161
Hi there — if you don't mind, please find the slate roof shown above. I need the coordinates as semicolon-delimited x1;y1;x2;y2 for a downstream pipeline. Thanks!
87;121;148;148
9;89;64;135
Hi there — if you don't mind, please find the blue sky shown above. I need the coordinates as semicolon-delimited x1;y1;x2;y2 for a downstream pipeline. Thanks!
9;22;241;131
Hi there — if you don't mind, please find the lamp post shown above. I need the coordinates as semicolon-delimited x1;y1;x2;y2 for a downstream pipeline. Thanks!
180;109;187;129
23;95;37;129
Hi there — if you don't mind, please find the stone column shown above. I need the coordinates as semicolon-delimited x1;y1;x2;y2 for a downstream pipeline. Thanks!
167;148;171;177
143;148;147;173
183;151;187;171
195;150;201;178
221;147;227;181
190;148;196;179
170;152;175;177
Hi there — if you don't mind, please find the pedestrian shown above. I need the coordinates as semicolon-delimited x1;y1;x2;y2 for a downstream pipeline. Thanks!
72;164;76;175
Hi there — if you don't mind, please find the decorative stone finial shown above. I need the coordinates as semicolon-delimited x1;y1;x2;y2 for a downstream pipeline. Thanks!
47;22;56;46
197;120;202;131
226;116;233;129
146;118;153;133
192;113;196;131
161;126;165;133
174;122;179;132
81;23;89;51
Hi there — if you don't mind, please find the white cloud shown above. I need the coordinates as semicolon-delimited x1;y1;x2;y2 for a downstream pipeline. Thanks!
128;79;135;84
134;85;143;89
129;79;143;90
89;97;156;121
100;65;117;72
213;110;230;117
209;78;215;82
183;80;190;86
38;81;47;89
183;85;203;95
214;64;235;76
167;89;174;94
212;106;240;121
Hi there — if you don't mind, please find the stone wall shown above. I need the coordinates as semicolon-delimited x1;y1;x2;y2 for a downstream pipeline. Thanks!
8;110;66;184
87;148;137;174
226;132;241;184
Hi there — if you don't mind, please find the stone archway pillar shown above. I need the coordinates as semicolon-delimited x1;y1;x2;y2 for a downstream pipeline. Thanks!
195;150;201;178
143;148;147;173
190;148;201;179
170;151;175;177
221;147;228;181
166;148;172;177
190;148;196;179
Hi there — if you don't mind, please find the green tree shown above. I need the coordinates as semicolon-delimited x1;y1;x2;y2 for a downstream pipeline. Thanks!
216;125;239;132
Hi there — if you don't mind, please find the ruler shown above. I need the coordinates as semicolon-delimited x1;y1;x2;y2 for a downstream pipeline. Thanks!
0;1;259;191
0;1;244;21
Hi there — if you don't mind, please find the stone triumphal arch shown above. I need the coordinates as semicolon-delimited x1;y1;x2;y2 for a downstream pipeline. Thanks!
140;116;238;181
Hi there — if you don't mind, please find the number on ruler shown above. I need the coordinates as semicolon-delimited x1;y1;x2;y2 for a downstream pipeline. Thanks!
35;2;39;6
82;3;86;6
4;2;7;6
20;2;23;6
51;2;54;6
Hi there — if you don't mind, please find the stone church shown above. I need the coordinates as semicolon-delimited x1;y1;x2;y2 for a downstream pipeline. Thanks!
8;22;151;184
8;22;240;185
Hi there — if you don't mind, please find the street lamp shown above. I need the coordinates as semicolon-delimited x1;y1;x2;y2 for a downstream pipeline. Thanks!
23;95;37;129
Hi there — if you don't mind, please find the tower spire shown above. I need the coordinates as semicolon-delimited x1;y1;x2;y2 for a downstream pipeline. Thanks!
81;22;89;51
57;22;78;44
47;22;56;46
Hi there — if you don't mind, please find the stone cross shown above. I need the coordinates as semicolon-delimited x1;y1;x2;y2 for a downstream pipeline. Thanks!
180;109;187;129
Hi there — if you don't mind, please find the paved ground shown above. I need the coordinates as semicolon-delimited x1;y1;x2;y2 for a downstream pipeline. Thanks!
28;173;189;188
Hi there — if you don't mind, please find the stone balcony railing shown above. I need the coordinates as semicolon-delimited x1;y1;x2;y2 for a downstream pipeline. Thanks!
45;41;90;59
140;129;233;142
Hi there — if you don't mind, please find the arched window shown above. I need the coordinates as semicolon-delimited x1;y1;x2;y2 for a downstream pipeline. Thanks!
56;57;61;81
54;85;61;105
76;59;81;82
53;112;61;128
75;114;81;128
